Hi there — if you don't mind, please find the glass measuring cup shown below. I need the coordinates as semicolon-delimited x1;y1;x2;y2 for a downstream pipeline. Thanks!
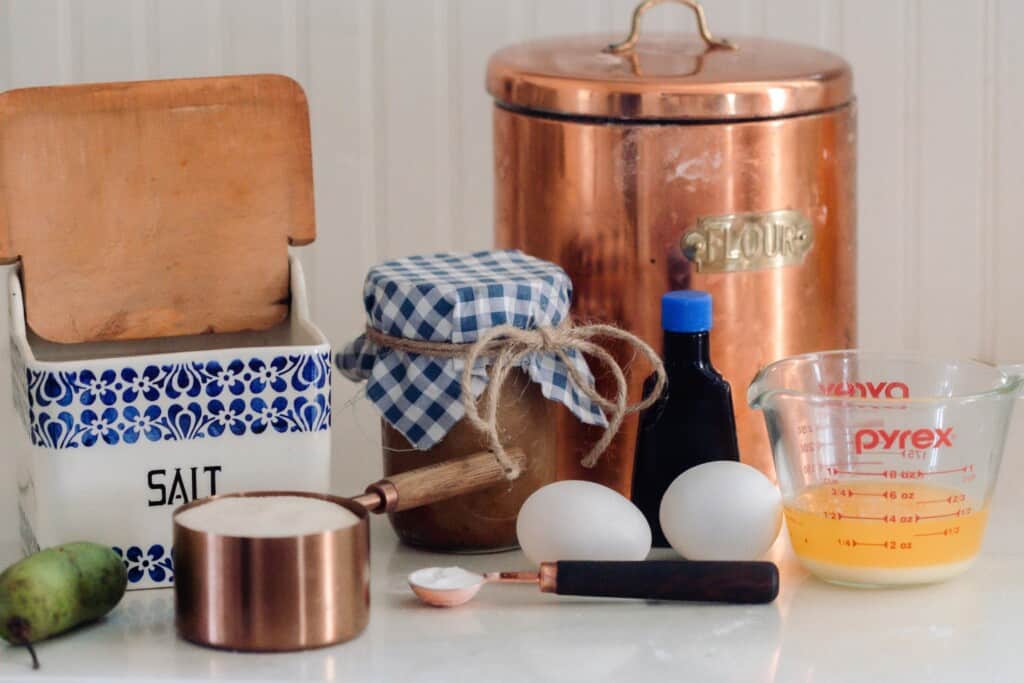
748;351;1023;587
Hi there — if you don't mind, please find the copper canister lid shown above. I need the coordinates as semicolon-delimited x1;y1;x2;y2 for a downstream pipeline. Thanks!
486;6;852;121
173;491;371;652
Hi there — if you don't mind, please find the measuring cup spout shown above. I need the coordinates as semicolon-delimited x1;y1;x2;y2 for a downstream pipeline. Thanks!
1000;364;1024;397
746;366;772;410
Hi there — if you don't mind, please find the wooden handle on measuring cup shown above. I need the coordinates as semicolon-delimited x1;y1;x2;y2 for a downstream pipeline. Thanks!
364;448;527;514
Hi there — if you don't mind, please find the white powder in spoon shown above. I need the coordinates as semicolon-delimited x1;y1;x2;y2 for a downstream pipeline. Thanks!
408;566;483;591
176;496;360;538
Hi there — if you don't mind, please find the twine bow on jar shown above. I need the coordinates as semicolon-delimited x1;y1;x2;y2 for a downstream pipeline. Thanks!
364;322;667;479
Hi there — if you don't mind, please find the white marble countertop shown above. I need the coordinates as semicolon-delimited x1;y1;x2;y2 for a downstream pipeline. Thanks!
2;418;1023;682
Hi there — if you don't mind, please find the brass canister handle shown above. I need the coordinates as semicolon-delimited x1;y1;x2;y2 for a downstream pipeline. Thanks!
606;0;736;53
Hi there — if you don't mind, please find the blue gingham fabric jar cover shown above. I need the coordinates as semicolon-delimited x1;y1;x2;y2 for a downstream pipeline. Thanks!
337;250;607;449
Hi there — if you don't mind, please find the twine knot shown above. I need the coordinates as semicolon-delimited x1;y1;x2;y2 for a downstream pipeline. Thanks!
536;325;558;352
364;321;666;479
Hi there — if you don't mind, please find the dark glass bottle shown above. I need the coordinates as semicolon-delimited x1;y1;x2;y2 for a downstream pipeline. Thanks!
631;290;740;547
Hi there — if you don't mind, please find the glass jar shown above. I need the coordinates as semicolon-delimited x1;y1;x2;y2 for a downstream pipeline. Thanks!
382;368;556;552
337;249;606;554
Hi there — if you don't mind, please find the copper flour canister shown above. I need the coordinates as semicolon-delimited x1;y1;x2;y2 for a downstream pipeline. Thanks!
488;0;856;494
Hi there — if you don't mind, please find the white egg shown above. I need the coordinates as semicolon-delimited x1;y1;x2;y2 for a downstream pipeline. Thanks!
659;461;782;561
516;480;652;566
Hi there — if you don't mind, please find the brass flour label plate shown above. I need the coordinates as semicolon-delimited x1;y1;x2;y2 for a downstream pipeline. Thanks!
680;209;814;273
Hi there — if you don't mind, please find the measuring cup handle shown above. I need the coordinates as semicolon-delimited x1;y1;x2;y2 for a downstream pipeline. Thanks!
546;560;779;604
365;448;527;514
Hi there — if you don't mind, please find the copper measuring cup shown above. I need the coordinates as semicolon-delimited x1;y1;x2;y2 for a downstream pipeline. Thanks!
173;448;526;652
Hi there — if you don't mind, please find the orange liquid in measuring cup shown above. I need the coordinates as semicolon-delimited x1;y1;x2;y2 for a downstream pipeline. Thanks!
784;482;989;586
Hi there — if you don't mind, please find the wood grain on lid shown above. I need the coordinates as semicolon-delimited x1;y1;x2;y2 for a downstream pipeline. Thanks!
0;74;315;343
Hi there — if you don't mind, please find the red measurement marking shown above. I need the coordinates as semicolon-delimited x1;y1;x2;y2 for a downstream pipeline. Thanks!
829;468;888;477
836;538;909;549
916;526;961;537
918;495;966;505
918;467;970;477
915;511;961;521
843;514;887;521
831;488;895;499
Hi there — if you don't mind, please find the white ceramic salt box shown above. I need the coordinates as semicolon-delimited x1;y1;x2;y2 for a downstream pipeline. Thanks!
0;74;330;590
9;255;331;589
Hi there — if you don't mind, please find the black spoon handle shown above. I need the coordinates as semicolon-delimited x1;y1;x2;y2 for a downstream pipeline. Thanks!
546;560;779;604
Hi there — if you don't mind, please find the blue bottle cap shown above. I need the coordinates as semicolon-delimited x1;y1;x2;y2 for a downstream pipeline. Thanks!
661;290;712;333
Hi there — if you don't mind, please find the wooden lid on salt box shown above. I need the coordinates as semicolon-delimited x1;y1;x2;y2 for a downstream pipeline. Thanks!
0;74;315;344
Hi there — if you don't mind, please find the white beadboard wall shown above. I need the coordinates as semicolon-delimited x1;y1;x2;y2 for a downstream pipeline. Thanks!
0;0;1022;511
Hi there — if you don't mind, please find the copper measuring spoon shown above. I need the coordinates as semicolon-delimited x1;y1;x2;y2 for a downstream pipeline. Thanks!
409;560;780;607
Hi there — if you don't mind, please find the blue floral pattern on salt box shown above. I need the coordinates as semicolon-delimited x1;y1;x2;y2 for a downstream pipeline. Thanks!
113;544;175;585
24;353;332;450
